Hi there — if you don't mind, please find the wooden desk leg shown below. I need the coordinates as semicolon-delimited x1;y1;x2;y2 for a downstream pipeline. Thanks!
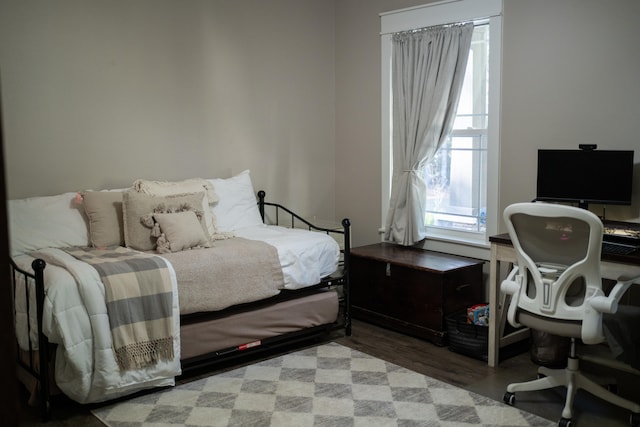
488;243;500;367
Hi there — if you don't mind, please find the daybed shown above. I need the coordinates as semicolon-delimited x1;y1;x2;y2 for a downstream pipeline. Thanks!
9;170;351;420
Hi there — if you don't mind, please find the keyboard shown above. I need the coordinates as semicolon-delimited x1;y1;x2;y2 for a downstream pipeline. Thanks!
602;241;639;255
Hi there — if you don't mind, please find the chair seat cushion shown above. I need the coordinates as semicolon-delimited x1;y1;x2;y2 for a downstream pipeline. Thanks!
517;310;582;338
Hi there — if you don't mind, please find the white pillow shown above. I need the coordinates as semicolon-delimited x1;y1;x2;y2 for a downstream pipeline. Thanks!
9;192;90;257
208;170;264;232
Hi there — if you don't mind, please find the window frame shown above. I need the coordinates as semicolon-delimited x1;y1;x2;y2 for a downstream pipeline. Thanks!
380;0;502;259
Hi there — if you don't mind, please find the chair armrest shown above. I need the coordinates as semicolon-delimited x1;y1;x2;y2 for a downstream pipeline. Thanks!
588;296;617;314
607;273;640;304
501;266;523;328
583;274;640;344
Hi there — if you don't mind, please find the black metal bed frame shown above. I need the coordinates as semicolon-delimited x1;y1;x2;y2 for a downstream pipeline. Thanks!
11;191;351;421
12;257;49;421
257;190;351;335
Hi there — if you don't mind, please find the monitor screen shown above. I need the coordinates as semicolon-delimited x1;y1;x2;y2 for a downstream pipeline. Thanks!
536;149;635;208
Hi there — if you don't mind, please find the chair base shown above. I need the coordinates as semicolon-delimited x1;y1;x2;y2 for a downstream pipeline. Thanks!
504;355;640;424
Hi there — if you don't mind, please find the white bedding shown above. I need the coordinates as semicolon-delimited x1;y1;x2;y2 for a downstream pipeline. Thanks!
235;224;341;290
13;225;340;403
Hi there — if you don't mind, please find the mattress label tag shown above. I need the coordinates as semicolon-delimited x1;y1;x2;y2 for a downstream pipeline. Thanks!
238;340;262;351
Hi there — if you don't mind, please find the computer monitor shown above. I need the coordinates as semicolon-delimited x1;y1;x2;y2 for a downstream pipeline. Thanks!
536;149;635;210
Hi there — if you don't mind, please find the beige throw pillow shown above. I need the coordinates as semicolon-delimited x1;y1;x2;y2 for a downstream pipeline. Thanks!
81;191;124;248
133;178;218;238
122;190;208;251
153;211;210;253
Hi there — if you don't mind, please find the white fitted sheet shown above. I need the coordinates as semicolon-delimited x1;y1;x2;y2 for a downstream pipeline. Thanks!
234;224;341;290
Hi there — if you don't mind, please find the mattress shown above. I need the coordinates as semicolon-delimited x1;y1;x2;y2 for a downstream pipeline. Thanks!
180;289;339;361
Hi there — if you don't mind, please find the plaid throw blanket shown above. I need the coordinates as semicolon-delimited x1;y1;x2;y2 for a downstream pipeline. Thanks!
63;246;174;371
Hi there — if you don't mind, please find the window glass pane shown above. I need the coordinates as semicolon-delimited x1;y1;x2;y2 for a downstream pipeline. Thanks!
424;136;487;232
452;24;489;132
449;137;473;149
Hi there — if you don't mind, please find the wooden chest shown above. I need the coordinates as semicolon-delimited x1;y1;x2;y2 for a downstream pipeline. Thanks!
350;243;484;345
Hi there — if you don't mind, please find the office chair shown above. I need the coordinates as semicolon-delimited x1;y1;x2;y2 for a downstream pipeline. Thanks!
500;202;640;427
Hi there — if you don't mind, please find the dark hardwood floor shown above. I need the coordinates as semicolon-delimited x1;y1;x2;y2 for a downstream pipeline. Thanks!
17;319;640;426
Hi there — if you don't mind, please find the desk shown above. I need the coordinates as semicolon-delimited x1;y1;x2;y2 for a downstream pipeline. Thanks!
487;233;640;367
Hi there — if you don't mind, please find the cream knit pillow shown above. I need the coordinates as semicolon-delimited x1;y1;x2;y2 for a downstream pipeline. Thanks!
122;190;209;251
133;178;218;238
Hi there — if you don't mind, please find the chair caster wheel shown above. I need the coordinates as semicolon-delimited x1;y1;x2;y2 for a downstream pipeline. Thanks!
630;412;640;427
559;417;572;427
503;392;515;406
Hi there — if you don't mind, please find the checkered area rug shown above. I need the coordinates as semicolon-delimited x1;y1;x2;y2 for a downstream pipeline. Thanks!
93;342;554;426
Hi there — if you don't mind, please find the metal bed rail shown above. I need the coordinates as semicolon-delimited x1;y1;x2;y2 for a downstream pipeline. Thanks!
11;257;50;421
257;190;351;336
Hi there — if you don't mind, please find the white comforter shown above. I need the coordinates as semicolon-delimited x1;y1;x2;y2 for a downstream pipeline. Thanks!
235;224;341;290
13;248;181;404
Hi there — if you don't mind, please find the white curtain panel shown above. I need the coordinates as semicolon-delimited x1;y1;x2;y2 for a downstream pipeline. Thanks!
384;23;473;246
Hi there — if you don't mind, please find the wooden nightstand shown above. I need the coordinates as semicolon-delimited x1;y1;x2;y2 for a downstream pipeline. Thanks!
350;242;484;345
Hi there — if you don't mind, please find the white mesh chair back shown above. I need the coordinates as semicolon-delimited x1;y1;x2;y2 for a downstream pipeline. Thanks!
500;203;640;424
502;202;607;343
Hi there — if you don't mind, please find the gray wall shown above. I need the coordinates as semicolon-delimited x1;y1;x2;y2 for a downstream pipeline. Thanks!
0;0;337;221
2;0;639;248
499;0;640;222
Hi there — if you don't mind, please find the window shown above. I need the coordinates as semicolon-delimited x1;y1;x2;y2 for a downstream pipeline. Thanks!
381;0;502;257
